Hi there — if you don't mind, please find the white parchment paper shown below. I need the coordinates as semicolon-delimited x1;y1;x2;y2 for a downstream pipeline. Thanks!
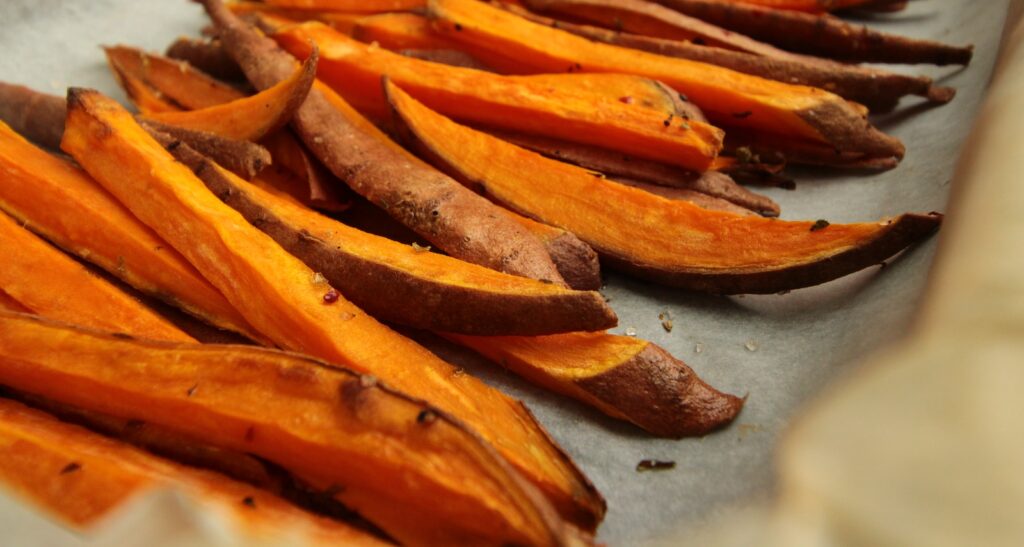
0;1;1011;544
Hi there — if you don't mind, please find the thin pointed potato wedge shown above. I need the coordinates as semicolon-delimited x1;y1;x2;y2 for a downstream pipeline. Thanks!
0;212;193;342
446;332;743;437
144;49;318;141
426;0;904;164
0;313;579;546
61;87;604;530
104;45;245;109
0;399;388;545
0;120;260;339
155;132;616;336
272;21;723;170
386;80;943;294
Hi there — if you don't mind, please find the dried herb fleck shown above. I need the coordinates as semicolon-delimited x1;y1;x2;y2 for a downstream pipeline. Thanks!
735;146;754;165
60;462;82;475
636;459;675;472
411;242;432;253
810;219;830;232
659;312;674;333
663;114;674;127
416;409;437;425
242;496;256;508
187;384;198;397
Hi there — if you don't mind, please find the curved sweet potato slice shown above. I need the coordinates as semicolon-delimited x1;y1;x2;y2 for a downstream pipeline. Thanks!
427;0;904;164
263;0;426;12
62;87;604;530
387;80;943;294
658;0;973;65
0;213;193;342
447;333;743;436
228;2;366;32
145;50;318;141
0;398;389;546
273;21;723;170
104;45;245;109
0;314;579;546
207;2;568;284
159;134;616;335
0;121;260;340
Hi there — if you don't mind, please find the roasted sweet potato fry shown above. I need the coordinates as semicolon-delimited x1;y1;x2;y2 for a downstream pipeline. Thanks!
62;87;604;529
612;178;757;216
0;212;193;342
446;333;743;436
167;37;247;81
657;0;973;65
506;214;603;291
502;3;954;111
0;121;258;339
206;1;569;284
0;399;387;545
262;0;426;12
155;133;616;336
259;129;352;210
273;21;723;170
427;0;904;164
489;129;780;216
104;45;245;109
111;67;184;114
139;119;273;180
719;0;899;13
0;314;580;546
228;2;366;32
353;12;464;50
144;49;317;141
387;79;943;294
523;0;806;59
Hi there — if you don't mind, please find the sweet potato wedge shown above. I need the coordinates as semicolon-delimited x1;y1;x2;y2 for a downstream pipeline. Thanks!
0;212;193;342
104;45;245;109
387;79;944;294
138;119;273;180
206;1;568;284
523;0;805;59
718;0;899;13
427;0;904;164
273;20;723;170
446;332;743;436
0;398;387;545
502;3;954;111
263;0;426;12
0;314;579;546
144;49;317;141
0;120;259;339
259;129;353;211
155;132;616;336
656;0;973;65
166;37;247;81
506;214;603;291
353;12;464;50
62;87;604;529
488;129;780;216
228;2;366;32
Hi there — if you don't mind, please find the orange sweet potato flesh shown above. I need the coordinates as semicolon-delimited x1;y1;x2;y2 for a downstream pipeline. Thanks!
387;80;944;294
61;88;604;530
156;133;616;335
0;213;193;343
273;21;723;170
104;45;245;110
427;0;904;163
0;121;260;340
353;12;465;50
107;62;184;115
0;398;389;546
144;50;317;141
207;3;567;284
447;333;742;436
0;290;29;313
0;315;580;546
228;2;366;33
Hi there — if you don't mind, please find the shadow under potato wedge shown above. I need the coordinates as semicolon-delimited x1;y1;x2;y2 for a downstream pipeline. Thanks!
271;20;724;171
426;0;905;165
0;313;580;547
385;79;943;295
60;87;604;530
0;397;390;545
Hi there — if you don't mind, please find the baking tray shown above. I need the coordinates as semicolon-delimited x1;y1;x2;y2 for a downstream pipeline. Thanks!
0;1;1010;544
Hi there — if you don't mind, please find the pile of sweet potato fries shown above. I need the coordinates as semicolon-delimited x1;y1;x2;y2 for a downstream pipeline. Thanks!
0;0;966;544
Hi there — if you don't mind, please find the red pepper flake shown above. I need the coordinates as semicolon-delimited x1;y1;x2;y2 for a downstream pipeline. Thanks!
619;96;635;105
323;289;340;304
